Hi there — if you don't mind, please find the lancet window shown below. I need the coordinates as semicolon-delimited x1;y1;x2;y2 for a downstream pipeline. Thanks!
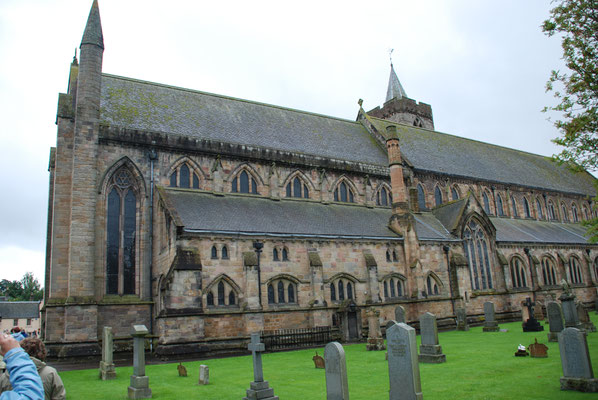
463;218;493;290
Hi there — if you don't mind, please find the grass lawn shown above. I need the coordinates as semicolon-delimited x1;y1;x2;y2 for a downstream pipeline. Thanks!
60;313;598;399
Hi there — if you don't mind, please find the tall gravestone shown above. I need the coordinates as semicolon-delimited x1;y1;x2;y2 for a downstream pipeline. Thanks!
324;342;350;400
560;291;582;329
418;313;446;363
387;322;423;400
128;325;152;399
366;308;385;351
99;326;116;380
395;305;406;324
547;301;564;342
243;333;278;400
522;297;544;332
456;308;469;331
558;327;598;392
576;302;597;332
482;302;499;332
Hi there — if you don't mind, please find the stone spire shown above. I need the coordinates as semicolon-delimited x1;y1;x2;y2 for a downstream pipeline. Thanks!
385;63;407;102
81;0;104;49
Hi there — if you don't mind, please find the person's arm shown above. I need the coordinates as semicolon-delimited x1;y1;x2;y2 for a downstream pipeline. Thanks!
49;369;66;400
0;335;43;400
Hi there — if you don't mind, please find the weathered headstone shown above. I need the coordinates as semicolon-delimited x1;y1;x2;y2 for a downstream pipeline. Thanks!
313;352;325;369
576;302;597;332
418;312;446;363
387;322;423;400
529;338;548;358
198;365;209;385
394;305;406;324
483;302;500;332
243;333;278;400
128;325;152;399
534;301;545;321
547;301;564;342
177;363;187;377
560;290;582;329
522;297;544;332
366;308;385;351
558;327;598;392
455;308;469;331
99;326;116;380
324;342;349;400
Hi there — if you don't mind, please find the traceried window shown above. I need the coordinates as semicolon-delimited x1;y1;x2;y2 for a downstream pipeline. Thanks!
482;192;491;214
547;200;556;220
463;219;493;290
582;205;590;220
330;278;355;302
426;275;441;296
511;196;518;218
376;186;392;207
509;256;528;288
541;257;558;286
106;168;138;295
267;279;297;305
523;197;531;218
569;256;583;284
434;186;443;207
333;181;355;203
169;163;200;189
286;176;309;198
536;199;544;220
206;279;238;307
382;276;405;300
496;194;504;217
561;203;569;222
572;204;579;222
413;117;423;127
417;184;426;211
386;248;398;263
451;186;459;201
272;246;289;261
231;170;258;194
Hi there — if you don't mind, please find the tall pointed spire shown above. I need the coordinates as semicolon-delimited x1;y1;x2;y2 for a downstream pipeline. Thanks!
81;0;104;49
386;62;407;102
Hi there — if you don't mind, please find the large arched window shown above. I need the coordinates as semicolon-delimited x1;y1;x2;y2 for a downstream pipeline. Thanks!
561;203;569;222
523;197;531;218
496;194;504;217
482;192;491;214
333;180;355;203
286;176;310;199
572;204;579;222
509;256;528;288
547;200;556;220
569;256;583;284
463;218;493;290
206;277;239;307
106;168;138;295
541;257;558;286
417;184;426;211
451;186;460;201
536;198;544;220
376;186;392;207
434;186;443;207
231;170;258;194
511;196;519;218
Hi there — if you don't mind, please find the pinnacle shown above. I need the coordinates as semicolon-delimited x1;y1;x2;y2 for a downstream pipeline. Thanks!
81;0;104;49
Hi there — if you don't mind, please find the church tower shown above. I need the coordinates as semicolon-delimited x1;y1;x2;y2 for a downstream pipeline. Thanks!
368;62;435;130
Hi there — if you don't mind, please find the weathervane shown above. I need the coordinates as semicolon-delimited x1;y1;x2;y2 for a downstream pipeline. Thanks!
389;48;394;66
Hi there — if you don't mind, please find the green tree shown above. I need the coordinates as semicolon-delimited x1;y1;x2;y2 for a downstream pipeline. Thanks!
0;273;43;301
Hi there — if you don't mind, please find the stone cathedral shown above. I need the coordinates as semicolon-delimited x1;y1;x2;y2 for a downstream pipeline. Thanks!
44;1;598;357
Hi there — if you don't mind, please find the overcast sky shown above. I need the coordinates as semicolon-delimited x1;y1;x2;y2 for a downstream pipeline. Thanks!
0;0;568;284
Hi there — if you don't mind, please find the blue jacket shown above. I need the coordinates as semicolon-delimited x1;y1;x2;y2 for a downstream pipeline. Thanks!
0;348;43;400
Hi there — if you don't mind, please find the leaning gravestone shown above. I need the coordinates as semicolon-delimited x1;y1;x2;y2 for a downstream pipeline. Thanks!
366;308;385;351
547;301;564;342
313;352;325;369
243;333;278;400
558;327;598;392
395;305;406;324
387;321;423;400
418;312;446;363
198;365;209;385
324;342;349;400
560;289;582;329
128;325;152;399
99;326;116;380
483;302;500;332
576;302;597;332
456;308;469;331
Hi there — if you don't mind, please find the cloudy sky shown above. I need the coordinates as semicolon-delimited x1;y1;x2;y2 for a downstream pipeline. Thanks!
0;0;568;284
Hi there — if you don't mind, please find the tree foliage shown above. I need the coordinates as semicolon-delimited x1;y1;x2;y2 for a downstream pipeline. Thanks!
542;0;598;171
0;273;43;301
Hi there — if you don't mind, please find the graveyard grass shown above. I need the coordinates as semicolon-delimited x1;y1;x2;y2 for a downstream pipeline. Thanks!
61;314;598;399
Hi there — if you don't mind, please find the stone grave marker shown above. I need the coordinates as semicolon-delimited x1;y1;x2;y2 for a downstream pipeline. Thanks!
324;342;349;400
576;302;597;332
177;363;187;377
560;290;582;329
387;322;423;400
243;333;278;400
547;301;564;342
313;352;325;369
198;365;209;385
483;302;500;332
366;308;385;351
128;325;152;399
534;301;545;321
456;307;469;331
99;326;116;380
522;297;544;332
558;327;598;392
418;312;446;363
529;338;548;358
395;305;406;324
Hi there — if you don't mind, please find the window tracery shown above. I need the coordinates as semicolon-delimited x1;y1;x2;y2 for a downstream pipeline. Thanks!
231;170;259;194
509;256;528;288
463;218;493;290
333;180;355;203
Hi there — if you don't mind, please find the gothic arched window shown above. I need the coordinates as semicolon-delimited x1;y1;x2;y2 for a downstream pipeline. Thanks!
536;198;544;220
509;256;528;288
417;184;426;211
334;181;355;203
221;245;229;259
205;278;239;308
541;257;558;286
434;186;443;207
286;176;310;198
496;194;504;216
273;248;279;261
561;203;569;222
106;168;138;295
572;204;579;222
169;162;200;189
463;219;493;290
382;276;405;300
267;278;297;305
511;196;518;217
451;186;459;201
376;186;392;207
231;170;258;194
547;200;556;220
211;245;218;259
569;256;583;284
523;197;531;218
482;192;491;214
426;275;440;296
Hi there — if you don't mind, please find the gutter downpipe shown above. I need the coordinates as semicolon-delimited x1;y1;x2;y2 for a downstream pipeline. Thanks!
148;148;158;345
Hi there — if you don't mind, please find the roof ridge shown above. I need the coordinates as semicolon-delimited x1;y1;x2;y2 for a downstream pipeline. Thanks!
101;73;362;125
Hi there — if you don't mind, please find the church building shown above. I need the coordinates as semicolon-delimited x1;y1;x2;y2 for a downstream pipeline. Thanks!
43;1;598;357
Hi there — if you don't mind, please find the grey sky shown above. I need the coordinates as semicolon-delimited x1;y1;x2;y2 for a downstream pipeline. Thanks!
0;0;567;283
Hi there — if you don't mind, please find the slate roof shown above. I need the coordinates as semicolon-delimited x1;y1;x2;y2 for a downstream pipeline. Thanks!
413;213;458;241
0;302;40;319
490;217;590;244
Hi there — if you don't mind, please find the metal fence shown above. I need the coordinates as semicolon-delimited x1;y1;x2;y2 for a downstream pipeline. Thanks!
260;326;332;351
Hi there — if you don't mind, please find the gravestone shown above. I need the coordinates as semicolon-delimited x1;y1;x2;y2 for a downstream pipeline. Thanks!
482;302;500;332
547;301;564;342
128;325;152;399
198;365;209;385
366;308;385;351
534;301;545;321
456;308;469;331
558;327;598;392
313;352;325;369
177;363;187;377
522;297;544;332
560;290;582;329
418;312;446;363
324;342;349;400
243;333;278;400
99;326;116;380
395;305;406;324
576;302;597;332
387;322;423;400
529;338;548;358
